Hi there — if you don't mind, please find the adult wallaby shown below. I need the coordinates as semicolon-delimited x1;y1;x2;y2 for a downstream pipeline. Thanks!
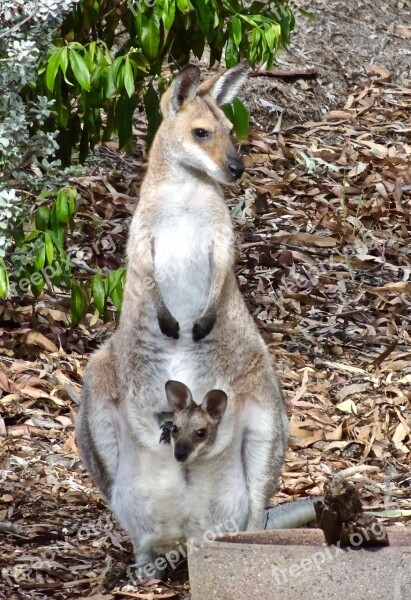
76;62;289;575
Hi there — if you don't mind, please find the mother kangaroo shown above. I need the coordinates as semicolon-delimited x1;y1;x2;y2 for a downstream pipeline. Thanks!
76;63;289;574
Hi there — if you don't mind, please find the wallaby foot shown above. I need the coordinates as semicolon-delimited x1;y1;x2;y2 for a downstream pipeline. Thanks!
158;310;180;339
192;308;216;341
126;553;165;584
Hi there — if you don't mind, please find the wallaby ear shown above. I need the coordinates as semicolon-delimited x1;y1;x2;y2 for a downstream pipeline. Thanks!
160;65;201;117
165;380;193;411
202;61;250;107
202;390;228;423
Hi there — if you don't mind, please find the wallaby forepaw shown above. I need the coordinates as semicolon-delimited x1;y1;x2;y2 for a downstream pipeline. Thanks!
192;312;216;342
158;314;180;339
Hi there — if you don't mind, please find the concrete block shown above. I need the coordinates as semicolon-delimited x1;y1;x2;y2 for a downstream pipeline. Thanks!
188;528;411;600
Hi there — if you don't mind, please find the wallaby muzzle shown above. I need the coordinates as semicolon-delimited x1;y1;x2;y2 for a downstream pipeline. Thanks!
174;442;190;463
227;155;245;181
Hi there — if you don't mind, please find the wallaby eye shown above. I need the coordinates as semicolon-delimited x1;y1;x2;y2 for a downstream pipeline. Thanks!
196;428;207;439
193;128;209;139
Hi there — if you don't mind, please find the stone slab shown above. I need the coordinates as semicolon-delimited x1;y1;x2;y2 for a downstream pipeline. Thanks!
188;528;411;600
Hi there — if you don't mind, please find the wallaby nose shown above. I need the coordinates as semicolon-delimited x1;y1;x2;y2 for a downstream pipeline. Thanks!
227;159;245;180
174;443;189;463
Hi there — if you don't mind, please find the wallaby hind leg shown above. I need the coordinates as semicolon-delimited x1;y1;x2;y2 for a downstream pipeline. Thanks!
111;481;164;581
241;375;289;530
76;342;120;499
77;344;162;576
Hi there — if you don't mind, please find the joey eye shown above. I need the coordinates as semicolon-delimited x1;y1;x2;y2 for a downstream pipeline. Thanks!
196;428;207;439
193;128;209;139
171;425;179;435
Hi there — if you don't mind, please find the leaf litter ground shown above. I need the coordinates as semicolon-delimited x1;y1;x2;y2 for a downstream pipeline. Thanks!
1;9;411;600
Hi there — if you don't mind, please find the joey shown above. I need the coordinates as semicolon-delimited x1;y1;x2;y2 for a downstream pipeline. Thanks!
159;380;227;463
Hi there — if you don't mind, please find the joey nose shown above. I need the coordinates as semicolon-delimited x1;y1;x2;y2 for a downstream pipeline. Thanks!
227;159;245;180
174;443;189;463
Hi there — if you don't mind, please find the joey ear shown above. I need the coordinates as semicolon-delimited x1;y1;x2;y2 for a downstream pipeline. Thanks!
208;61;250;106
160;65;201;116
165;380;193;411
202;390;228;423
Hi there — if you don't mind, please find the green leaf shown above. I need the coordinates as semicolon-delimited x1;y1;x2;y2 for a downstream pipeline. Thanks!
87;41;97;65
141;12;160;60
176;0;190;13
250;27;262;63
144;84;162;148
221;103;234;123
130;52;150;73
48;230;65;255
92;274;107;313
115;96;136;149
70;281;89;327
35;205;50;231
239;14;274;25
264;23;280;52
0;259;10;299
44;232;54;265
194;0;211;35
30;276;45;298
56;189;70;223
231;16;242;47
23;230;41;243
69;49;91;91
66;188;77;218
232;98;249;141
59;47;69;80
107;267;125;295
46;50;62;92
33;243;46;271
124;56;135;98
162;0;176;29
225;36;239;68
110;284;124;312
105;62;118;98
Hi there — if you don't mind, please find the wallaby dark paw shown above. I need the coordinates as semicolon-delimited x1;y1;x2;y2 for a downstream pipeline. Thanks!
192;312;216;342
158;314;180;339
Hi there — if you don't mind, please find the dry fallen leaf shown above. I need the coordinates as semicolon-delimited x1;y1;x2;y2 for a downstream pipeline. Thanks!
336;399;358;415
22;331;59;353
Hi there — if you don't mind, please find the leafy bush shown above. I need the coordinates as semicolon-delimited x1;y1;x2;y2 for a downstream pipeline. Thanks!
0;1;124;323
0;184;125;325
35;0;299;162
0;0;79;260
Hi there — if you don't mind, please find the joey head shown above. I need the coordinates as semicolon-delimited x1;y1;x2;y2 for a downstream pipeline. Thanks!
160;380;227;463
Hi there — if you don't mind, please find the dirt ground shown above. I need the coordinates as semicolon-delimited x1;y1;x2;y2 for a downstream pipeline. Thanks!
1;1;410;599
249;0;411;127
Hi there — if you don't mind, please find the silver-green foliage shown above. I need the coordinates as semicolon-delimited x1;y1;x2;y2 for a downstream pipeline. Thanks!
0;0;78;257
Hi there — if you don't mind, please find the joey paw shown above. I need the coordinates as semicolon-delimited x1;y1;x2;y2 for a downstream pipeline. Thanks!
159;421;173;444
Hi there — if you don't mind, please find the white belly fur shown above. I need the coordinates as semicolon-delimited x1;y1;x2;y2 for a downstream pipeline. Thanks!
154;215;211;332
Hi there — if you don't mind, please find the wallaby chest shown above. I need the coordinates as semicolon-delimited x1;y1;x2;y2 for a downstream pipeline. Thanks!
151;183;217;330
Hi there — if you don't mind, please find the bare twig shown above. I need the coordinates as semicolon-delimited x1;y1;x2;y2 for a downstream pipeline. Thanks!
250;68;318;81
0;9;38;40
